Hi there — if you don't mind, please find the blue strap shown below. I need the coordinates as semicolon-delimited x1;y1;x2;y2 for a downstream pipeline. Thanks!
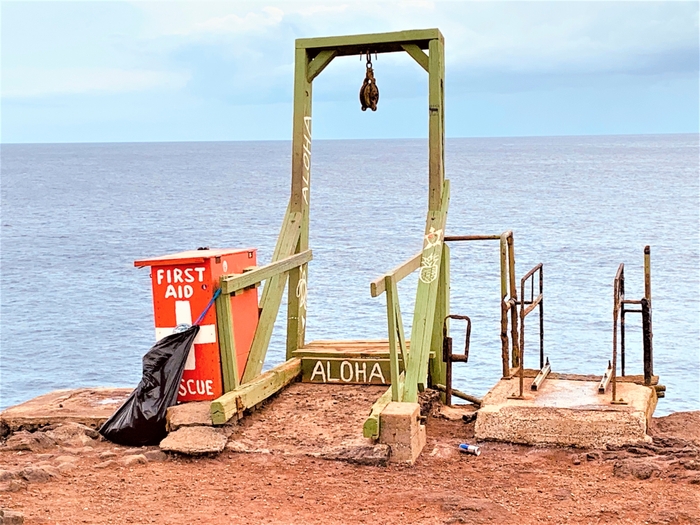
194;288;222;326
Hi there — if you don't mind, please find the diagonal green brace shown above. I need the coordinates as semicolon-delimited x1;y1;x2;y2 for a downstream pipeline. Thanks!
402;180;450;402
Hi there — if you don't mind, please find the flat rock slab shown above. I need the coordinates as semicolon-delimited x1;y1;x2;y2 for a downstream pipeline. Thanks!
166;402;213;431
159;426;230;456
475;378;657;449
0;388;131;434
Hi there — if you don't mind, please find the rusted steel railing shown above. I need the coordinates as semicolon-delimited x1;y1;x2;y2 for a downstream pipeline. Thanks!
609;246;654;403
611;263;625;403
442;315;471;406
514;263;544;398
444;231;520;379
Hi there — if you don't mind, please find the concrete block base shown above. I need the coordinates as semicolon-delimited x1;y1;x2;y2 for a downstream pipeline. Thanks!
475;378;657;449
379;402;426;465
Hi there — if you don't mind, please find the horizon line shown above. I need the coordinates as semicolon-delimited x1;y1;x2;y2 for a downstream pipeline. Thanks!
2;131;697;147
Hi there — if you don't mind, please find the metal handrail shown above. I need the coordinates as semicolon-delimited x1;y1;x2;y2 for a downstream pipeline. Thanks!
514;263;544;398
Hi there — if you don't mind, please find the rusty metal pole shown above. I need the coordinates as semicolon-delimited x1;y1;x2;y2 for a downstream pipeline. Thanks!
644;245;651;304
500;233;510;377
620;301;626;376
519;275;525;397
642;245;653;385
612;278;618;403
507;233;519;370
641;298;653;385
539;266;544;369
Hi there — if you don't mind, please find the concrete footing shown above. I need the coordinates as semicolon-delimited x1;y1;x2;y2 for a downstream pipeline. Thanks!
379;402;426;464
475;378;657;449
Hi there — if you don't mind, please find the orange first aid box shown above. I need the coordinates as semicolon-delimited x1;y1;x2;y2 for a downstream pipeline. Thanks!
134;248;259;402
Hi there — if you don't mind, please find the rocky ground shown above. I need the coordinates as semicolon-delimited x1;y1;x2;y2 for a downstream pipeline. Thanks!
0;385;698;524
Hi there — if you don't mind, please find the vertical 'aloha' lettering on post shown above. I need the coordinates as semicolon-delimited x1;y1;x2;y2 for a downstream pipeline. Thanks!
302;116;312;205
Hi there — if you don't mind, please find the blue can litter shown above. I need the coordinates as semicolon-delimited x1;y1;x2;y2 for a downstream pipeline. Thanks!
458;443;481;456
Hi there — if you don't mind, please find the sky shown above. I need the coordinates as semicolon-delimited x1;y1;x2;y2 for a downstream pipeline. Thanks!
1;1;698;143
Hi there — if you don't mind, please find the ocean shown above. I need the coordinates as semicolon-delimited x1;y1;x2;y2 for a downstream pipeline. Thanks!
1;134;698;415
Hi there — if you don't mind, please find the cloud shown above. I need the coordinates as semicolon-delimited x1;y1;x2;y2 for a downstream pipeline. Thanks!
180;6;285;36
2;68;191;99
133;1;697;107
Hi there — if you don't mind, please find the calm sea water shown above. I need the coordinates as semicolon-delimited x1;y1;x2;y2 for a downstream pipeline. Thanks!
1;135;698;415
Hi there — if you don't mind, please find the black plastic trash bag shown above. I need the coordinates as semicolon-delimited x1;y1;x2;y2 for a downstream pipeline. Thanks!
99;325;200;446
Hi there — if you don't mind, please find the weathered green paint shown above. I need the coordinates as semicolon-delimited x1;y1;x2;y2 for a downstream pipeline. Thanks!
215;291;239;392
307;49;337;81
300;357;395;385
428;37;445;211
370;251;422;297
287;44;313;361
241;209;302;383
403;181;450;402
428;242;449;395
362;372;404;439
385;275;405;400
297;29;442;56
210;358;301;425
401;44;429;72
220;250;312;296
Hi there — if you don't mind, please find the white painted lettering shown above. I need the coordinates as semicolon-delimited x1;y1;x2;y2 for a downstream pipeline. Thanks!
304;116;312;135
178;380;187;397
184;268;195;283
340;361;353;382
355;362;367;383
157;269;165;285
165;284;177;299
183;285;194;298
326;361;340;382
196;381;205;395
195;267;205;282
186;379;196;395
172;268;182;283
205;380;214;396
369;362;386;383
310;360;326;382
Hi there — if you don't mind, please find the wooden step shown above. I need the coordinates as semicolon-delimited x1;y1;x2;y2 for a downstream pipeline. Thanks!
293;340;412;386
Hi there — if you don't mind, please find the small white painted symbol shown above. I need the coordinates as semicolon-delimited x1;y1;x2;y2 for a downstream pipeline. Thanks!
296;266;308;329
222;260;228;273
423;226;443;250
419;252;439;284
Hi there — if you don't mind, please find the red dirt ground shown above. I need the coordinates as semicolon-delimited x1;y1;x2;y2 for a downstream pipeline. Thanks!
1;385;698;525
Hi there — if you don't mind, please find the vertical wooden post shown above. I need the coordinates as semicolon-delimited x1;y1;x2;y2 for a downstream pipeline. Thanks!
287;45;313;359
428;37;444;211
386;276;401;402
403;35;447;402
429;242;449;397
216;291;239;392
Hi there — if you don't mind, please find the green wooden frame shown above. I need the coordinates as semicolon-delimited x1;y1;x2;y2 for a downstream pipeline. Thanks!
211;29;447;425
290;29;447;401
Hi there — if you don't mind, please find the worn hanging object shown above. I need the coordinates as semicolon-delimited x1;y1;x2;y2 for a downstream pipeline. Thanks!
360;52;379;111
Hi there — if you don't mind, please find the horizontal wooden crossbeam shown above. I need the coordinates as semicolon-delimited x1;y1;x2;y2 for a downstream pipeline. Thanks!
220;250;312;295
210;358;301;425
370;251;422;297
297;28;443;57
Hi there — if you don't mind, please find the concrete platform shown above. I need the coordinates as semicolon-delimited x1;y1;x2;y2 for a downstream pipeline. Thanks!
475;377;657;449
0;388;131;434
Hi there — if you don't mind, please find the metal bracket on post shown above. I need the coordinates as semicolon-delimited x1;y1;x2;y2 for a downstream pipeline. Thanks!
442;314;471;407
